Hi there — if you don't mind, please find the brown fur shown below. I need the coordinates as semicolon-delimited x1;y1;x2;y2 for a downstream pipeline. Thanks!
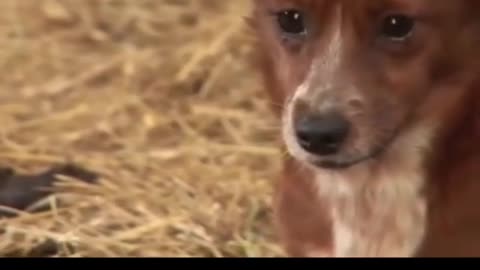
251;0;480;257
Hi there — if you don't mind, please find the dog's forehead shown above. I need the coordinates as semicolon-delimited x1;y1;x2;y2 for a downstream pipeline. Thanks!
254;0;411;9
254;0;468;16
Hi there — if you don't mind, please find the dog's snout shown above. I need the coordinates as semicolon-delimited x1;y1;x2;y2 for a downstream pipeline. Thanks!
295;112;350;156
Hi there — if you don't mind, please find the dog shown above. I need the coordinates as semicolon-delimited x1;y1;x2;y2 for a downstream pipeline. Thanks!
251;0;480;257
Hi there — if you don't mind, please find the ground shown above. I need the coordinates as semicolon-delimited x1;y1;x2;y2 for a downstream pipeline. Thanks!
0;0;283;257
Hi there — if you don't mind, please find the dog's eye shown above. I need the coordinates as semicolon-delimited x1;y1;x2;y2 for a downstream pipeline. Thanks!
276;9;306;36
380;14;414;41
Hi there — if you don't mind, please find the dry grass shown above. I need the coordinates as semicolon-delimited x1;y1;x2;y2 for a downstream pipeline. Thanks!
0;0;284;257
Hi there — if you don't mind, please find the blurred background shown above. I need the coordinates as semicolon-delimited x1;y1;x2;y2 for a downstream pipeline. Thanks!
0;0;283;257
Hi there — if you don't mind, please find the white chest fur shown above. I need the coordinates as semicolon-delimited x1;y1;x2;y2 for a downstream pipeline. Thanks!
312;128;432;257
316;169;427;257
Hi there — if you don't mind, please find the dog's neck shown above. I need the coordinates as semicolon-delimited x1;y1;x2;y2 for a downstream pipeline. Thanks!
414;86;480;256
308;125;431;257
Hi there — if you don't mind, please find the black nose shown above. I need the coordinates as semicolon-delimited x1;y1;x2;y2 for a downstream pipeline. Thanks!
295;113;350;156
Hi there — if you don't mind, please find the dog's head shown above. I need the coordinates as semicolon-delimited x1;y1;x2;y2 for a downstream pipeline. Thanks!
253;0;480;169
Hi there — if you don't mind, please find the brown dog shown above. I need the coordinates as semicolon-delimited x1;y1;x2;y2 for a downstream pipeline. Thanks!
251;0;480;257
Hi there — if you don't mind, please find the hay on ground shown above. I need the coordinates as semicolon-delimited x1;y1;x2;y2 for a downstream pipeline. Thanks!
0;0;283;257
